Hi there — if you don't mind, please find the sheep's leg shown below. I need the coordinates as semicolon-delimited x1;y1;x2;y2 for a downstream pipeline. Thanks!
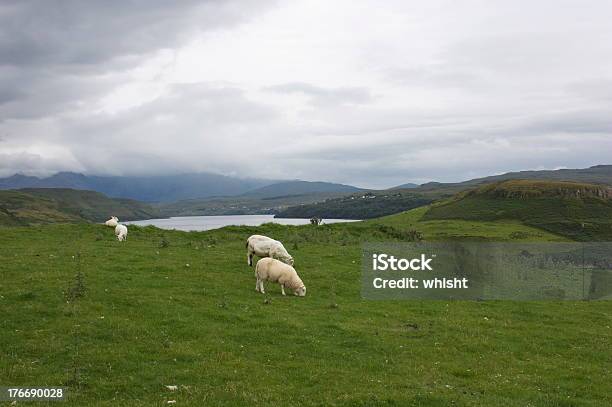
259;281;265;294
281;284;286;296
247;252;253;266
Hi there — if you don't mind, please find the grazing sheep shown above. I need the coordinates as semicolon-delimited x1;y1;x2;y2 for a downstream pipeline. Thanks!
115;224;128;242
246;234;294;266
255;257;306;297
105;216;118;227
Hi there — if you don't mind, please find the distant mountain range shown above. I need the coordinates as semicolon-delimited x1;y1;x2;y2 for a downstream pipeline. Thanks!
2;165;612;217
0;172;363;203
390;182;419;189
156;181;363;216
0;172;277;202
240;180;362;198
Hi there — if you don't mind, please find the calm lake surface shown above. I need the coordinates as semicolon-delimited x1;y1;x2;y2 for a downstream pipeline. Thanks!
127;214;359;232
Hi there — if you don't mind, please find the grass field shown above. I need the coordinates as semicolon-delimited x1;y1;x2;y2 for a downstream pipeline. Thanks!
1;211;611;406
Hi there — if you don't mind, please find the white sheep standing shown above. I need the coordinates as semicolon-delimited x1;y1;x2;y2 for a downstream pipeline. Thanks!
115;224;128;242
255;257;306;297
246;234;294;266
105;216;118;227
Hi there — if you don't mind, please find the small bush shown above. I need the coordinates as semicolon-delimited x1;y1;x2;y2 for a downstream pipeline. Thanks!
375;225;423;241
65;270;86;302
509;231;529;239
159;237;170;248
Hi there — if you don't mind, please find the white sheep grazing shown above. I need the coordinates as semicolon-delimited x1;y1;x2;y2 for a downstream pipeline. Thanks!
105;216;118;227
246;234;294;266
255;257;306;297
115;224;128;242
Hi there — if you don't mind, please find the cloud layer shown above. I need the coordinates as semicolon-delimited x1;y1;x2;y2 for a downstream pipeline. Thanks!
1;0;612;188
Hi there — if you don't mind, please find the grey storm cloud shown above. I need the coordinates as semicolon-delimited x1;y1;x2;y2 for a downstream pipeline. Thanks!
0;0;275;119
0;0;268;68
1;0;612;187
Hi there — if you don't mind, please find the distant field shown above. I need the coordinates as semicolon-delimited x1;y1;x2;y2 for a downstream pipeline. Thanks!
1;211;610;406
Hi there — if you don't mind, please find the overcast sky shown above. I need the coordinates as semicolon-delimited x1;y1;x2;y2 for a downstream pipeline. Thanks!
1;0;611;188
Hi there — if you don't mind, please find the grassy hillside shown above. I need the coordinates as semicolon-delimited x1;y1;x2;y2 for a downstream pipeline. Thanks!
462;164;612;186
0;188;159;226
0;190;82;226
371;206;565;242
275;190;433;219
423;180;612;241
1;220;609;406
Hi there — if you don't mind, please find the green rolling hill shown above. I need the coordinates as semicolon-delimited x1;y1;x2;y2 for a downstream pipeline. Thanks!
456;164;612;186
0;188;159;226
422;180;612;241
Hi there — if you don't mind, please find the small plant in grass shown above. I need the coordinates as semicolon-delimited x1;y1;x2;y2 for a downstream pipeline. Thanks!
65;253;86;302
159;236;170;248
375;225;423;241
338;231;351;246
161;331;173;349
329;282;339;309
509;231;529;239
65;270;86;302
64;322;88;390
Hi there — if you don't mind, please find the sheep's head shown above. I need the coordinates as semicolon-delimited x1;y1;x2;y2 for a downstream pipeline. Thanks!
283;255;294;266
294;286;306;297
271;248;293;266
